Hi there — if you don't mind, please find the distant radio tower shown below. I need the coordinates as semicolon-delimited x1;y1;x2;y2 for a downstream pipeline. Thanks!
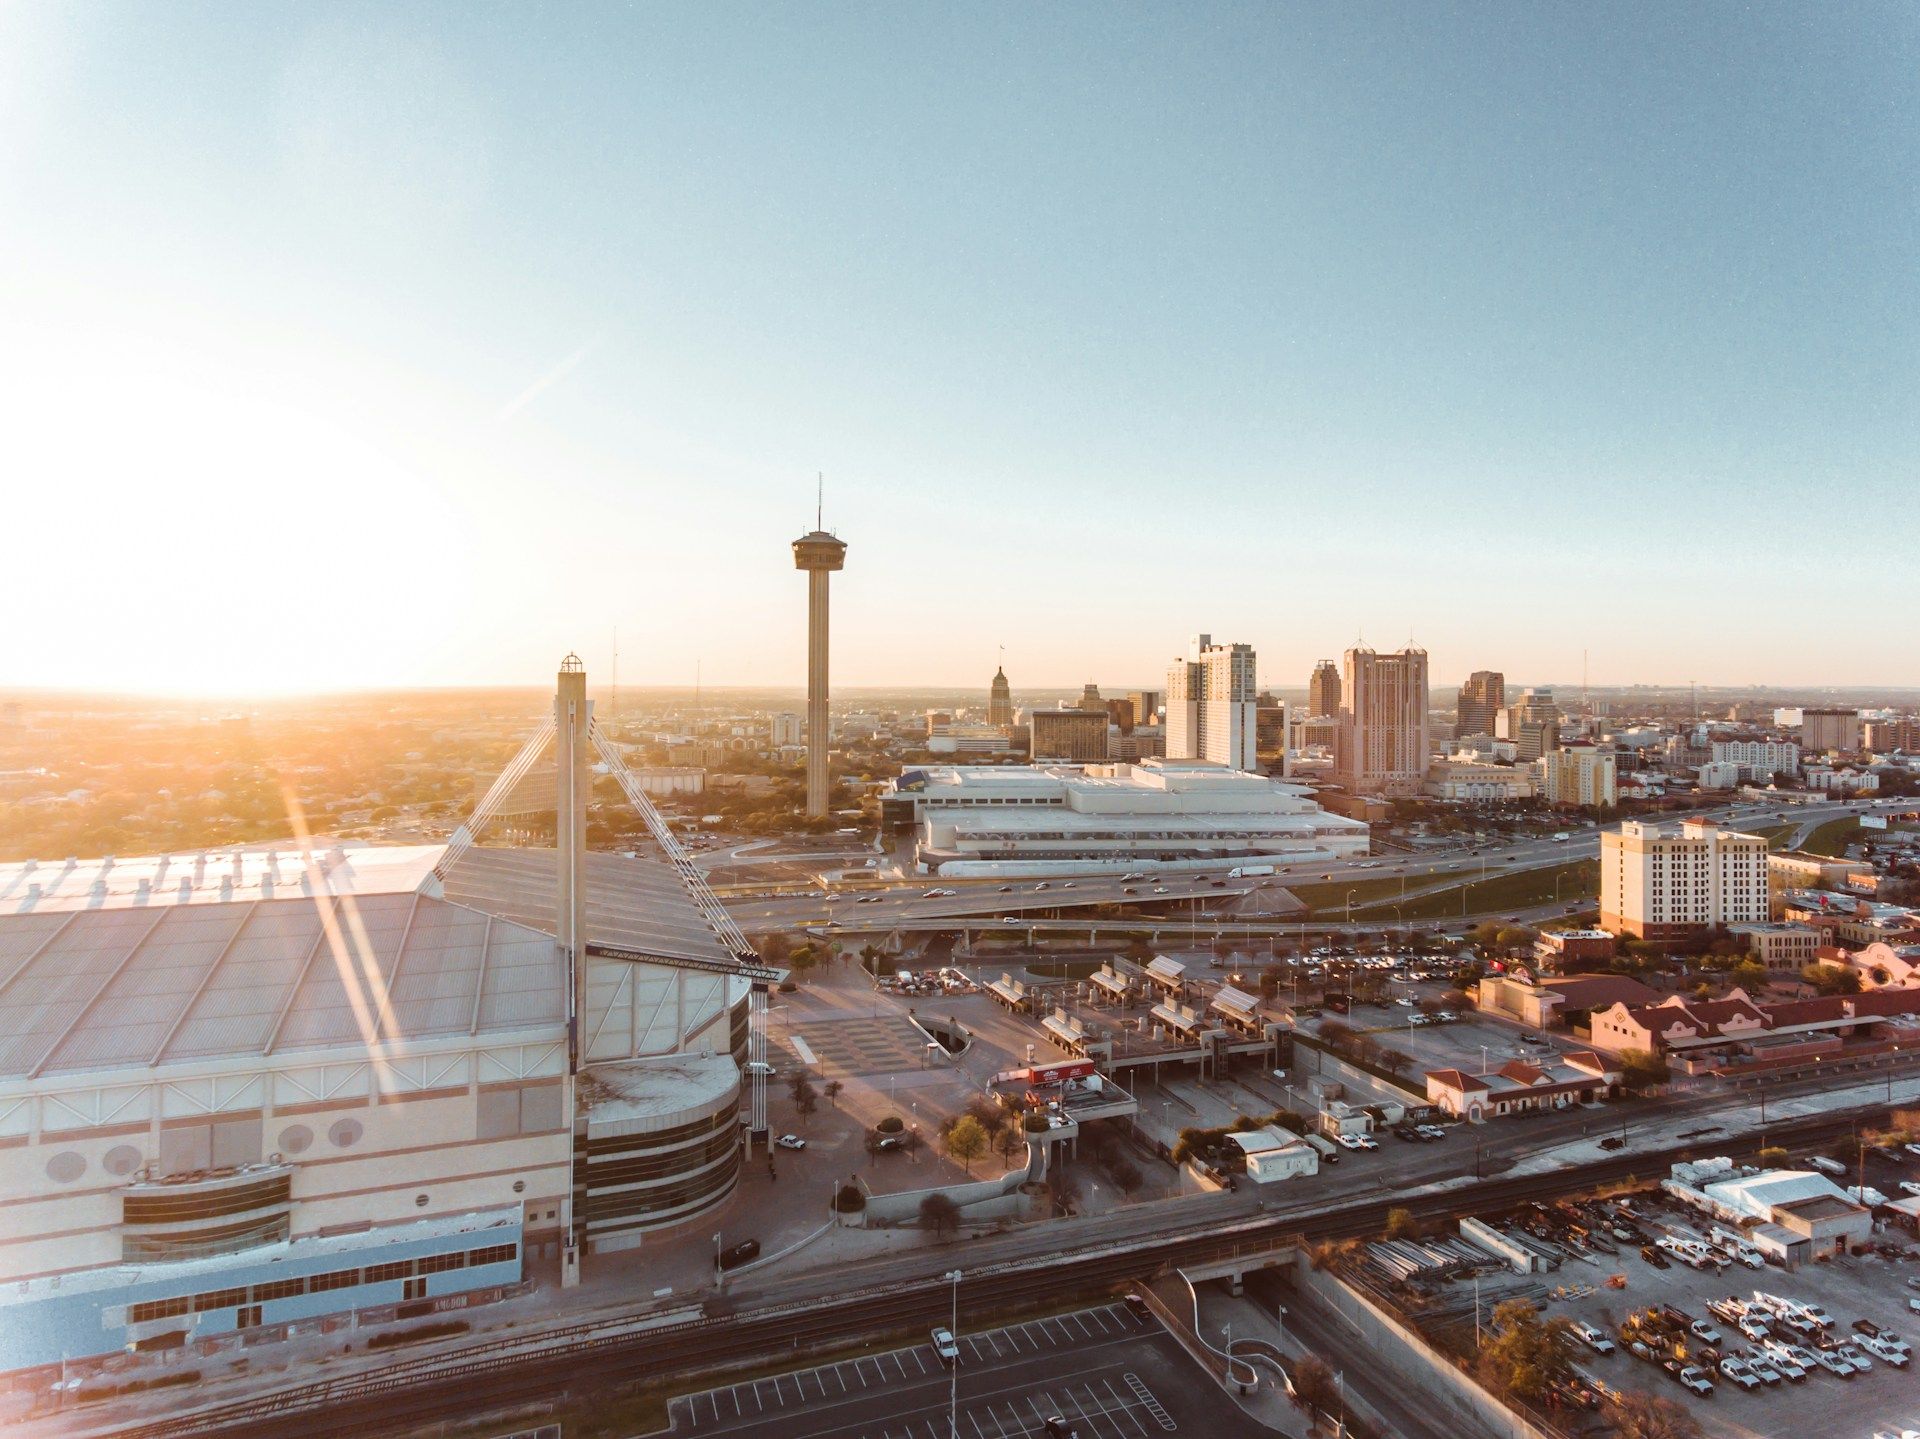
610;625;619;724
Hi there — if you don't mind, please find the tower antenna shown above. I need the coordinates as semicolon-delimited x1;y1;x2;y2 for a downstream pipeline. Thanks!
816;472;824;531
611;625;619;723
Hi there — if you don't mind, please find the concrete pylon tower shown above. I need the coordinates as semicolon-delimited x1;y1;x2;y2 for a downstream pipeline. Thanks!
792;492;847;819
553;653;590;1288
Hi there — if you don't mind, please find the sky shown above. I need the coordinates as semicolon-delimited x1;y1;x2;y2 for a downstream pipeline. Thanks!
1;3;1916;697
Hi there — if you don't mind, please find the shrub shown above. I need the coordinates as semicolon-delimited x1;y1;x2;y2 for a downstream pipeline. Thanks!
833;1184;866;1213
875;1115;905;1134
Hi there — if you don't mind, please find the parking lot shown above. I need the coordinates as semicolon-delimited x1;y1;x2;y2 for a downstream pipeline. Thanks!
665;1300;1244;1437
1539;1201;1920;1439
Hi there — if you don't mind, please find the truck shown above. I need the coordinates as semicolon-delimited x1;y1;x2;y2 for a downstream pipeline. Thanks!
1552;832;1570;842
1302;1134;1340;1164
1228;865;1276;879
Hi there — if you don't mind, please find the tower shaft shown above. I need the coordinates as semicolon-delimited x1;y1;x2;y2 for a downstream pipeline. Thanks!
806;569;832;817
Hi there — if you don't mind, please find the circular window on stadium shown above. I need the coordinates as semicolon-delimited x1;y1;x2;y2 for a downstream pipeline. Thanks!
512;1180;526;1194
415;1193;429;1208
46;1152;86;1184
278;1124;313;1155
328;1118;363;1149
103;1145;143;1177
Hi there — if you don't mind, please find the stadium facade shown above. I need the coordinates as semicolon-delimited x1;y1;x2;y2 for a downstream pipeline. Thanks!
0;659;777;1374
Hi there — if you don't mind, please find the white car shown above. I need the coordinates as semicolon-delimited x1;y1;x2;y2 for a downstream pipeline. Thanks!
930;1327;960;1365
1572;1321;1615;1355
1900;1181;1920;1199
1690;1318;1723;1345
744;1061;778;1078
1861;1335;1909;1367
775;1134;806;1150
1353;1135;1379;1151
1335;1133;1365;1151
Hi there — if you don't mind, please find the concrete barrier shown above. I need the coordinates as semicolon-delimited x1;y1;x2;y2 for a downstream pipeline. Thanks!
1291;1256;1559;1439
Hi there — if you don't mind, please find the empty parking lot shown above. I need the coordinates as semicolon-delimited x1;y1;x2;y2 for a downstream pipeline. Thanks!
665;1301;1242;1437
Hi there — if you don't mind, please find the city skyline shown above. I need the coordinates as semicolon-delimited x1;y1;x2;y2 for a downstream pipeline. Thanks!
4;5;1917;695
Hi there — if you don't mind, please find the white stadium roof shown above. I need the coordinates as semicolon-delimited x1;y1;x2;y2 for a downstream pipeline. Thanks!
0;841;743;1082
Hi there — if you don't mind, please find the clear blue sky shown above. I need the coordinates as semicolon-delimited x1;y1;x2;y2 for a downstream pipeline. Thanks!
2;3;1915;694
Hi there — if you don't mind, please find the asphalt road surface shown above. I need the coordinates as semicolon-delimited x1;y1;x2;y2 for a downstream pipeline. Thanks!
666;1300;1233;1438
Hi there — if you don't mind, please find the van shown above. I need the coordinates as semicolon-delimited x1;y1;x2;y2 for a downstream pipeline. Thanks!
1806;1155;1847;1176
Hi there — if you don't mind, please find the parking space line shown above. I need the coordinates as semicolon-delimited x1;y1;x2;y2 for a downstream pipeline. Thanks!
911;1348;929;1374
1102;1377;1151;1437
1087;1307;1114;1333
1069;1312;1094;1338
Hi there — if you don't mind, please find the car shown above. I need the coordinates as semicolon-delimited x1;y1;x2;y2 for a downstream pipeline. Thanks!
744;1061;778;1078
718;1239;760;1270
1737;1315;1771;1342
1901;1181;1920;1198
1043;1420;1077;1438
1572;1322;1615;1355
1906;1142;1920;1160
1809;1348;1855;1378
1336;1133;1365;1151
874;1134;908;1151
1001;916;1019;924
1674;1365;1714;1396
997;884;1013;892
1691;1319;1723;1345
1746;1354;1782;1385
1717;1357;1760;1390
1354;1135;1379;1151
1123;1292;1151;1318
1861;1335;1909;1367
775;1134;806;1150
1636;1242;1669;1268
931;1327;960;1366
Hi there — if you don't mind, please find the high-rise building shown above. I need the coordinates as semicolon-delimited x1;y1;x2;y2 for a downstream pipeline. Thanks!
1709;739;1800;782
1105;697;1137;734
1601;819;1767;941
1456;670;1505;739
987;666;1013;727
1030;709;1109;762
1801;707;1863;754
770;712;802;747
1308;660;1341;718
792;517;848;818
1166;634;1257;771
1128;691;1162;727
1076;683;1105;714
1500;687;1561;762
1539;744;1618;808
1256;701;1287;757
1338;647;1429;796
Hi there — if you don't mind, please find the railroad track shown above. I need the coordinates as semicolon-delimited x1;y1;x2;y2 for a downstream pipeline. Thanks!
117;1109;1869;1439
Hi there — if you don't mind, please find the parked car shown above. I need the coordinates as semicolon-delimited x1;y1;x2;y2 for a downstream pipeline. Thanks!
775;1134;806;1150
718;1239;761;1270
1572;1322;1616;1355
931;1327;961;1366
1717;1357;1760;1391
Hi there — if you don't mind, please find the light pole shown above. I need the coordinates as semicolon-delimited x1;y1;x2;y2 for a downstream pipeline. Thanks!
944;1269;962;1438
712;1232;722;1283
1345;889;1357;928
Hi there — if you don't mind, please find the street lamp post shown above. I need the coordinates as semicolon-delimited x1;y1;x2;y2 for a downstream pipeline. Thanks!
944;1269;962;1438
1345;889;1356;928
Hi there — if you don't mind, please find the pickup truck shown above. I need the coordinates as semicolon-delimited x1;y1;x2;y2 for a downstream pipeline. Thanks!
1717;1357;1761;1391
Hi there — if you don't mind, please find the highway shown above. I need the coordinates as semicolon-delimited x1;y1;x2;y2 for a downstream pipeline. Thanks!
104;1087;1891;1439
717;798;1885;936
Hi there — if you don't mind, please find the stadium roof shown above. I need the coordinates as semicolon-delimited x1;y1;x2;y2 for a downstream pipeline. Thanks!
0;890;562;1080
0;840;743;1082
438;847;738;970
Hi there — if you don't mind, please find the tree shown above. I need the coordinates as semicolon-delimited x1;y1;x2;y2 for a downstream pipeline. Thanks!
945;1115;989;1175
787;1070;818;1117
1755;1146;1789;1167
1377;1048;1413;1077
1291;1354;1338;1415
1384;1207;1420;1241
1726;959;1768;991
1474;1299;1574;1403
996;1123;1027;1163
1108;1159;1144;1195
1607;1390;1703;1439
1046;1167;1082;1215
1801;962;1861;996
1618;1047;1670;1091
919;1191;962;1240
756;933;794;967
823;1079;844;1109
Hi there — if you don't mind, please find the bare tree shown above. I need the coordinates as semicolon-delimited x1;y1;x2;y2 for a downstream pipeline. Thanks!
919;1191;962;1240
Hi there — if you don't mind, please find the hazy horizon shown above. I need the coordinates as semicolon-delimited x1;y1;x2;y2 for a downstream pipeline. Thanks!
4;5;1916;694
